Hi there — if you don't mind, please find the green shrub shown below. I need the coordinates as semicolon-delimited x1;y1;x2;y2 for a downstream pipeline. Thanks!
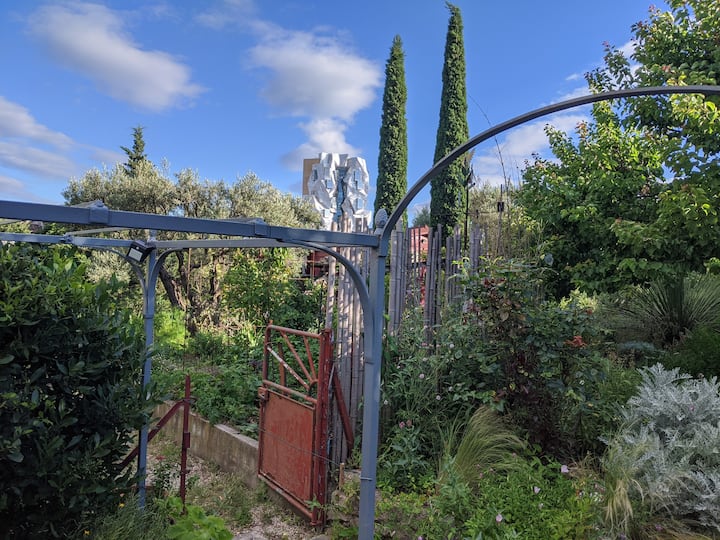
666;326;720;379
603;364;720;536
154;360;261;436
160;496;233;540
464;457;600;540
0;244;151;537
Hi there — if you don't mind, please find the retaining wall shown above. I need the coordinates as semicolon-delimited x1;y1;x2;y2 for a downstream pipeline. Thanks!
154;403;259;489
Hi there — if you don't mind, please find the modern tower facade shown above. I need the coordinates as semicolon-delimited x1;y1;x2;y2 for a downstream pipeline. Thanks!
303;153;370;231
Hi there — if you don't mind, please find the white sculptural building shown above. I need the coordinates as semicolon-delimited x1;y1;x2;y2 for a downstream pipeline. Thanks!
303;153;371;232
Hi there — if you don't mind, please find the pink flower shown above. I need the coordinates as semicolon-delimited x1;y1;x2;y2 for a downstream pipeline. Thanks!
495;513;503;523
561;464;569;474
399;421;406;429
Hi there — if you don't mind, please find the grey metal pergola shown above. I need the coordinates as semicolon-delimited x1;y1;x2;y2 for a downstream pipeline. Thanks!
2;85;719;539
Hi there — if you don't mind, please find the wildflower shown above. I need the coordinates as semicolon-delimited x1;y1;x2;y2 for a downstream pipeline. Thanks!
406;419;412;427
495;513;503;523
448;343;454;349
419;373;425;379
435;395;441;400
84;531;91;536
561;464;569;474
448;386;454;392
118;503;125;508
564;335;586;348
383;399;389;406
533;486;540;494
538;503;544;509
399;421;406;429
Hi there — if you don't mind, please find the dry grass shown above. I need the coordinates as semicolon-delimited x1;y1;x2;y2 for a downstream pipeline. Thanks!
146;434;318;539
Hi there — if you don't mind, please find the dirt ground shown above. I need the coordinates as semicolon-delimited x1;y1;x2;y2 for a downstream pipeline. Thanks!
145;436;322;539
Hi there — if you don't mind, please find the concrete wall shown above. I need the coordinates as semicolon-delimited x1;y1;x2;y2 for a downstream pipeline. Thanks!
154;403;259;489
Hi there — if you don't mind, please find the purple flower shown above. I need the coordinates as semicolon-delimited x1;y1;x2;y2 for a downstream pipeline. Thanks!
495;514;503;523
399;421;406;429
533;486;540;494
561;464;569;474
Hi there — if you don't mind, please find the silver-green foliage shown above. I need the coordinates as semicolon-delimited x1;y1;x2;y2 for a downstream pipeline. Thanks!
605;363;720;532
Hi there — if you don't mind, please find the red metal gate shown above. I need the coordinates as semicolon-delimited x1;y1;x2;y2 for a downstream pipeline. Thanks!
258;324;347;525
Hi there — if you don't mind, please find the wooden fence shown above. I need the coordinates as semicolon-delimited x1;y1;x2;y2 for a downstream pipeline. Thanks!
324;221;489;467
387;224;488;336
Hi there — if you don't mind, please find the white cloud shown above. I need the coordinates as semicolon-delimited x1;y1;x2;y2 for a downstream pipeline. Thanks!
0;141;77;179
196;0;256;29
472;114;588;186
28;2;205;111
88;147;126;167
197;1;381;170
249;28;381;121
619;39;637;58
281;118;362;169
0;175;27;197
555;86;591;103
0;96;73;148
250;26;380;169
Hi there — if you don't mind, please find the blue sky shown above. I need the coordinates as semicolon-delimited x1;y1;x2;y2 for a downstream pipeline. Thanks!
1;0;654;216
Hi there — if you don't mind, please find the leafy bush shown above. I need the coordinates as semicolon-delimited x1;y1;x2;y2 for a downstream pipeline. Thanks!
666;326;720;379
0;244;151;537
603;364;720;536
382;258;634;468
223;248;326;331
464;457;600;540
161;496;233;540
154;358;261;435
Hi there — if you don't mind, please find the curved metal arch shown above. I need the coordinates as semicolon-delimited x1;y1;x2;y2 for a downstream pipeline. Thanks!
357;84;720;540
380;85;720;252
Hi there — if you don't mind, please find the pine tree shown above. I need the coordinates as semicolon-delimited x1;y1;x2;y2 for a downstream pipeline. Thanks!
374;35;408;224
430;2;470;237
120;125;148;177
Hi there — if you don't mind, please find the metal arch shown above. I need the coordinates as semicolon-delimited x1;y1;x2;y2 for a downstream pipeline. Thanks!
355;84;720;540
379;85;720;252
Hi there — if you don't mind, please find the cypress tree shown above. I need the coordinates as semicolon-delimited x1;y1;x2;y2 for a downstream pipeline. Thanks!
430;2;470;237
121;125;148;177
375;35;408;223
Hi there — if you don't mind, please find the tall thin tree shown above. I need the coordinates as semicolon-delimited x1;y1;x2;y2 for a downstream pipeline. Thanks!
121;125;148;177
375;35;408;224
430;2;470;237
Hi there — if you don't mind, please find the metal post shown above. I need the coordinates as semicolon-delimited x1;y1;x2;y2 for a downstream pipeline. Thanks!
357;248;386;540
179;375;191;508
137;240;158;507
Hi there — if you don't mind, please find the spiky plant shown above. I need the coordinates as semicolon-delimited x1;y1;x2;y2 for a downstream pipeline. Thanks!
612;273;720;348
444;406;525;489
